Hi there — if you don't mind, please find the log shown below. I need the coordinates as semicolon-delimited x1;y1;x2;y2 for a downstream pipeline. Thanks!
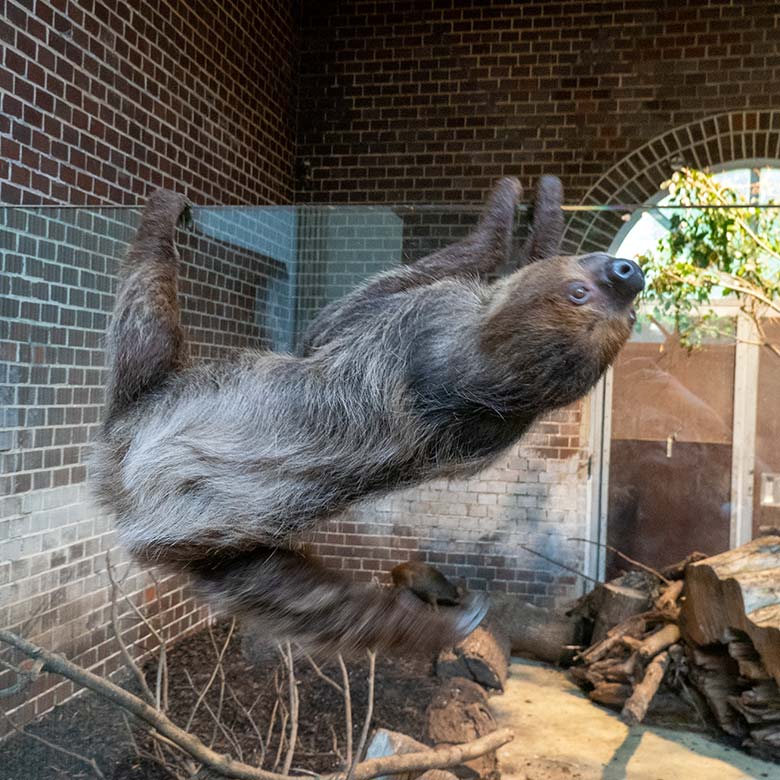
488;594;580;663
682;536;780;686
425;678;497;780
416;772;459;780
637;623;681;661
435;648;470;682
589;681;632;708
655;580;684;614
364;729;429;780
589;653;639;684
591;582;653;643
452;620;511;692
621;650;670;726
727;639;772;682
687;646;748;737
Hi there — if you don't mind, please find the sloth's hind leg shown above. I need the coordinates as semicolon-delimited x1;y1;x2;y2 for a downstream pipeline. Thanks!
187;545;487;658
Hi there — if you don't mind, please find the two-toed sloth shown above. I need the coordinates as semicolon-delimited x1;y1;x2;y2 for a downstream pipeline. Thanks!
90;177;644;657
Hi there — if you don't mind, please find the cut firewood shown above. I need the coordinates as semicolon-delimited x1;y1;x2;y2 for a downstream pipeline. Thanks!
591;582;653;644
621;636;643;652
727;680;780;724
589;653;639;684
655;580;684;613
638;623;681;661
621;650;670;725
589;681;632;708
682;536;780;686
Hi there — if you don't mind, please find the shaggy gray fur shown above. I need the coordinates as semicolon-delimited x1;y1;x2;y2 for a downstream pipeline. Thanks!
90;179;643;656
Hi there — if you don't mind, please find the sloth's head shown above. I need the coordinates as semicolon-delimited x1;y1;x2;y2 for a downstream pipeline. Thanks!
483;251;643;375
474;177;644;407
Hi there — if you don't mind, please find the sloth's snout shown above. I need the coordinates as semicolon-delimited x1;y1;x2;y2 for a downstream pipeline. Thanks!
607;258;644;299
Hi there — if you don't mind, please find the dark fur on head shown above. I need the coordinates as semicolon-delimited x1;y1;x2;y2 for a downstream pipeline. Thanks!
90;178;643;657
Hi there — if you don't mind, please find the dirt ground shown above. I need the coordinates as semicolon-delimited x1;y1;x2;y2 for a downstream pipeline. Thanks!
0;621;441;780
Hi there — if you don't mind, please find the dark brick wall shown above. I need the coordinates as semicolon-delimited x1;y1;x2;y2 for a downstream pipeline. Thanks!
296;0;780;204
1;0;298;206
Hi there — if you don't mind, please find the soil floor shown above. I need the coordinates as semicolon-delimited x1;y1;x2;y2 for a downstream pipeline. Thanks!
492;658;780;780
4;628;780;780
0;621;440;780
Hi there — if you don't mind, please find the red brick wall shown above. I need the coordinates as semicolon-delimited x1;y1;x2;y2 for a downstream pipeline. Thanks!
1;0;297;206
296;0;779;204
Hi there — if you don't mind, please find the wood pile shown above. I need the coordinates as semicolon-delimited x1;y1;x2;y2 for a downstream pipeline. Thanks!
570;536;780;762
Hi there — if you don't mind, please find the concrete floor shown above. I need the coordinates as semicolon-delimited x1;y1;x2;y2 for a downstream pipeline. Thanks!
491;659;779;780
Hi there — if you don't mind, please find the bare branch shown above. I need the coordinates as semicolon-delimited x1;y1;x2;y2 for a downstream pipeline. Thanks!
0;657;43;698
0;629;513;780
338;654;353;768
348;650;376;780
185;618;235;732
106;553;156;705
519;544;601;584
281;642;299;775
568;538;671;585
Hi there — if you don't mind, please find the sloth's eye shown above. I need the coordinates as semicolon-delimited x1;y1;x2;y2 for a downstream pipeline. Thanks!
568;284;591;305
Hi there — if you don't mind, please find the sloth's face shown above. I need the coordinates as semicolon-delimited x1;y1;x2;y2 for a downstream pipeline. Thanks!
533;251;644;370
482;252;644;377
560;252;644;323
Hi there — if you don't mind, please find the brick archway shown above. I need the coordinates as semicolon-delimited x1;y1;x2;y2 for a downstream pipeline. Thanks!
562;110;780;255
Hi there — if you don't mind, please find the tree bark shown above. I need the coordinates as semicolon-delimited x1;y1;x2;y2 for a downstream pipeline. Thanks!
425;678;497;779
682;535;780;686
621;651;670;726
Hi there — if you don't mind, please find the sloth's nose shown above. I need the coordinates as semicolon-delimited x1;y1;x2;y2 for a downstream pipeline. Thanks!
606;258;644;299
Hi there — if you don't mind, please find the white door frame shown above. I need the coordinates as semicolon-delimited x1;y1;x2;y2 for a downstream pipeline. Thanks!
585;306;759;583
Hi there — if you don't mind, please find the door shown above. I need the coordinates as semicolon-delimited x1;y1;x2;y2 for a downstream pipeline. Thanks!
602;318;738;579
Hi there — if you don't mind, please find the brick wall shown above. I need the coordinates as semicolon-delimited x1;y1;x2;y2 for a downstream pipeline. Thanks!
296;0;778;204
1;0;297;206
1;0;298;735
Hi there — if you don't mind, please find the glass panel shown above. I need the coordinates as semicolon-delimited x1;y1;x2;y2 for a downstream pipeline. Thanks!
754;320;780;536
606;316;737;578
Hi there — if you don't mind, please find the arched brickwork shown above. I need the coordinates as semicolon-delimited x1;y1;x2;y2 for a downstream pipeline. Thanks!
562;110;780;255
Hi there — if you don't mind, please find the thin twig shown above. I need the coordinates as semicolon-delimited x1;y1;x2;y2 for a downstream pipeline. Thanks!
185;619;236;732
0;657;43;698
338;654;353;768
302;652;343;694
348;650;376;780
568;538;671;585
149;570;169;713
226;679;266;764
2;713;106;780
519;544;601;584
106;553;156;705
281;642;299;775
